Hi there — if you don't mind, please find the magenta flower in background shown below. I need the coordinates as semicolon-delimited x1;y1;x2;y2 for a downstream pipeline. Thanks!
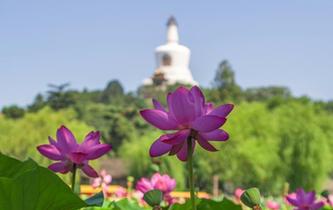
285;192;297;205
286;189;324;210
91;170;112;197
136;173;176;205
140;86;234;161
267;200;280;210
37;125;112;178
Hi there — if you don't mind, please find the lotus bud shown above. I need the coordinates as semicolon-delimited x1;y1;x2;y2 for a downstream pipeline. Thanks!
240;188;262;210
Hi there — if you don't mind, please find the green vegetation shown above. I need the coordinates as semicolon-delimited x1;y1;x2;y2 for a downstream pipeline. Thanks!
0;153;103;210
2;105;25;119
0;107;93;167
1;59;333;195
120;130;187;190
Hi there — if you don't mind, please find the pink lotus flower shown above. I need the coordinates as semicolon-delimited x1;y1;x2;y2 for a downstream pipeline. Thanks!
114;186;128;198
286;189;324;210
267;200;280;210
136;173;176;205
140;86;233;161
37;125;112;178
328;195;333;207
151;173;176;193
91;170;112;197
136;177;154;193
234;188;244;202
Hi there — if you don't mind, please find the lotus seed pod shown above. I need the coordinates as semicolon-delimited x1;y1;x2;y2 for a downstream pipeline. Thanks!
143;190;163;207
321;190;329;199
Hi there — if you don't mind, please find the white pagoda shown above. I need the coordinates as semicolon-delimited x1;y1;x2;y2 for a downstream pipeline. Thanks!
143;16;197;86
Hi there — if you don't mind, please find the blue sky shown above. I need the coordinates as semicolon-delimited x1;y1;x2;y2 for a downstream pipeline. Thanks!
1;0;332;107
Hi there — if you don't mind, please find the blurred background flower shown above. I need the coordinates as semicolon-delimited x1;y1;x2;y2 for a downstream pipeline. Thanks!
266;200;280;210
91;169;112;197
136;173;176;205
286;189;324;210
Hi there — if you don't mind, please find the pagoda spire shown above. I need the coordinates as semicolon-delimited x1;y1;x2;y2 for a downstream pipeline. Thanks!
166;16;179;43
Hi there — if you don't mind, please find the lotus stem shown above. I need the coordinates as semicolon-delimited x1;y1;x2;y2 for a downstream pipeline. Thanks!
71;164;77;192
187;135;196;210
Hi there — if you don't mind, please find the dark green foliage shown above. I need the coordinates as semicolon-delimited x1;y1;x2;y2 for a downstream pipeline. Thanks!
76;103;138;151
85;192;105;207
84;199;240;210
137;82;191;102
0;153;104;210
197;198;242;210
213;60;237;89
28;93;46;112
167;198;241;210
108;199;144;210
319;100;333;113
2;105;25;119
47;83;76;110
211;60;243;102
244;86;291;102
166;199;192;210
100;80;124;104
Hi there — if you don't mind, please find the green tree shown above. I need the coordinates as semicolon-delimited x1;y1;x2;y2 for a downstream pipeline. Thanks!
47;83;76;110
2;105;25;119
204;102;281;194
188;101;333;195
28;93;46;112
323;100;333;113
211;60;243;102
100;80;124;104
244;86;291;102
76;103;137;151
275;102;331;191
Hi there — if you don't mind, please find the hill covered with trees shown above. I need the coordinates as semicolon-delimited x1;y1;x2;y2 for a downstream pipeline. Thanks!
1;60;333;195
